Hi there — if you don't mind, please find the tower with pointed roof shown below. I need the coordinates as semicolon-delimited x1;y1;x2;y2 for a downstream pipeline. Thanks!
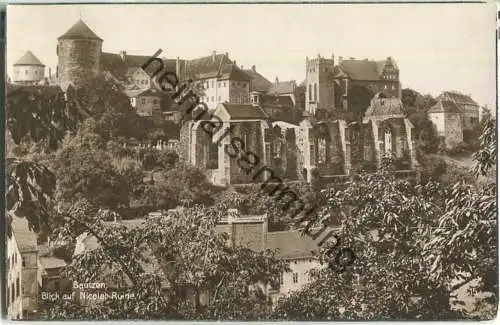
12;51;45;85
56;19;103;90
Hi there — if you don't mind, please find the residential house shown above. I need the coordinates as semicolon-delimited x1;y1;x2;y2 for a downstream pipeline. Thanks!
7;215;40;320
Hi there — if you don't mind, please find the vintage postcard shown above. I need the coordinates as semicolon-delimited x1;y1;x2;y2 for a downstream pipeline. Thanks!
4;3;497;321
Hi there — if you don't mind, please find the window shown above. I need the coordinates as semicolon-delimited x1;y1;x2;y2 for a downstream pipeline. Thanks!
308;85;312;101
318;138;327;164
211;96;214;102
310;144;316;165
208;142;219;169
384;85;388;90
314;83;318;102
22;257;26;268
25;70;28;75
16;278;20;297
279;273;284;285
391;84;395;90
292;273;298;284
232;82;235;87
211;80;215;87
218;96;221;102
141;98;146;105
206;82;209;89
384;129;392;154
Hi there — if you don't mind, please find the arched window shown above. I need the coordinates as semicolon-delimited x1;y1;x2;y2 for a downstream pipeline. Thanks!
308;84;312;101
318;138;327;164
384;128;392;154
314;83;317;102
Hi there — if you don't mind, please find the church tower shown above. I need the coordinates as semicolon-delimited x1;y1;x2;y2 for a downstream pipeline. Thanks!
57;19;103;91
305;54;335;115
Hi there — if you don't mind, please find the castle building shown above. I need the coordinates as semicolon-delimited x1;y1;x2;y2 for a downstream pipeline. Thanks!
12;51;45;85
56;19;103;91
304;55;401;117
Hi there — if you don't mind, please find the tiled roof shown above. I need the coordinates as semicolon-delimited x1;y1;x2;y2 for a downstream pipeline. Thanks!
219;103;268;120
339;60;383;81
439;91;479;107
244;69;272;93
365;96;405;117
39;256;67;270
218;64;251;82
58;19;102;41
265;230;320;259
11;216;38;252
428;100;461;114
185;53;232;80
260;94;294;109
101;52;177;79
268;80;296;95
14;51;45;67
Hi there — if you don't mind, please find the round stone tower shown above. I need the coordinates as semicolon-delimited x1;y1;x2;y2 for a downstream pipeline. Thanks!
56;19;102;91
12;50;45;85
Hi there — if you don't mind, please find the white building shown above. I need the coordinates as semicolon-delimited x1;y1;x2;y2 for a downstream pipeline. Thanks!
7;215;40;319
12;51;45;85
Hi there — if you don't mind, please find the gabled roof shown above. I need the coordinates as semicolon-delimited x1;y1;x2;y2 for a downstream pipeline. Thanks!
185;53;232;80
365;96;405;117
58;19;102;41
338;57;398;81
218;64;251;82
244;68;272;93
438;91;479;107
268;80;296;95
265;230;320;259
39;256;67;270
11;216;38;252
14;51;45;67
338;60;382;80
260;94;294;109
219;103;268;120
428;100;461;114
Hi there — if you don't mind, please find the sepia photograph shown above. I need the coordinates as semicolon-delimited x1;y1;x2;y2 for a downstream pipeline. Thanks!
4;3;498;321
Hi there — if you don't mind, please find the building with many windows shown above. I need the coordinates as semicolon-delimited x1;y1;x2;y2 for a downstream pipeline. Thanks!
12;51;46;85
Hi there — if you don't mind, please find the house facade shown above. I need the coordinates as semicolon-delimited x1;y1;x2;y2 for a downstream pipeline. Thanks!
437;91;480;140
428;99;463;149
7;215;40;320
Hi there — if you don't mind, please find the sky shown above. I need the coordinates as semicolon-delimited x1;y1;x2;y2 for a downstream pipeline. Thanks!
7;3;497;109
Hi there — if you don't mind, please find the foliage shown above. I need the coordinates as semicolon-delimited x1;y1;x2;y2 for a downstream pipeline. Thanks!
42;204;288;320
275;119;497;320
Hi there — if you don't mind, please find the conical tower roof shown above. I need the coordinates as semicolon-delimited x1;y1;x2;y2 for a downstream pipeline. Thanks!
14;51;45;67
58;19;102;41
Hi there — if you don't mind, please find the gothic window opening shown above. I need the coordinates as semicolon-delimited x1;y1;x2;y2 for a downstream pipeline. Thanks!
308;85;312;101
318;138;327;165
314;83;318;102
384;128;392;154
207;140;219;169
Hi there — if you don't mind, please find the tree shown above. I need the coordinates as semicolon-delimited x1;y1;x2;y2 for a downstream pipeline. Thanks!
274;119;497;320
42;204;289;320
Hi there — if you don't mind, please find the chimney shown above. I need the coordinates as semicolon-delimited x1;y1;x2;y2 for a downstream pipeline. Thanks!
212;51;216;62
252;65;256;72
120;51;127;62
275;76;279;85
